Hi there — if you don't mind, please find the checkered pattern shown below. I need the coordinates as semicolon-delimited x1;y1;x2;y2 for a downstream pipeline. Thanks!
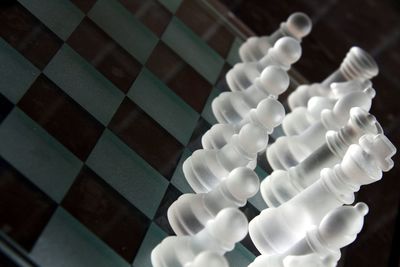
0;0;281;266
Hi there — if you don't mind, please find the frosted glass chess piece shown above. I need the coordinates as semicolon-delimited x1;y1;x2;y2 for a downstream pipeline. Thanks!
168;167;259;235
212;66;289;125
204;97;285;150
249;134;395;255
239;12;312;62
288;46;378;110
184;99;284;193
183;122;267;193
185;251;229;267
151;208;247;267
282;79;373;136
267;83;375;171
228;37;300;92
283;254;338;267
249;203;368;267
263;108;383;207
262;109;385;207
249;254;337;267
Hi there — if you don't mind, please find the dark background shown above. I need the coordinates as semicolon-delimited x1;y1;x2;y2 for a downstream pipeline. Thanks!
219;0;400;266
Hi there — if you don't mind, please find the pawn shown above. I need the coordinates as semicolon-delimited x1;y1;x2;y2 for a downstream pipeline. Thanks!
183;122;268;193
239;12;312;62
151;208;248;267
227;37;300;92
212;66;289;125
288;46;378;110
168;167;259;235
204;97;285;150
185;251;229;267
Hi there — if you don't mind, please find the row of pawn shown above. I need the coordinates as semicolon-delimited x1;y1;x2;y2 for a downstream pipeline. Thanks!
150;11;312;267
150;12;397;267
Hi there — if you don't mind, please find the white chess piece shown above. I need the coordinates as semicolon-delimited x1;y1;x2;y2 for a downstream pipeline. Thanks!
249;134;395;255
249;203;367;267
288;47;378;110
249;253;338;267
151;208;247;267
239;12;312;62
267;85;375;171
204;97;285;150
185;251;229;267
212;66;288;125
282;80;374;136
168;167;259;235
228;37;300;92
183;123;267;193
263;108;383;207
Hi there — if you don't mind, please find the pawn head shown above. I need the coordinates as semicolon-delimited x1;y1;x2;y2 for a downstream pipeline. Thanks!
238;123;269;154
226;167;260;201
285;12;312;40
273;37;302;65
259;66;290;96
208;208;248;249
255;97;286;131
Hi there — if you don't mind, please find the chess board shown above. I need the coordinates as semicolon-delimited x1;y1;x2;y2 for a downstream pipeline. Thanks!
0;1;303;266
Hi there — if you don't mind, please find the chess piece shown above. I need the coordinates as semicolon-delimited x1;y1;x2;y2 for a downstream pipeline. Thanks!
183;122;268;193
249;203;367;266
239;12;312;62
185;251;229;267
267;86;375;171
228;37;300;92
282;80;374;136
204;97;285;150
262;109;385;207
288;47;378;110
168;167;259;235
249;134;395;255
212;66;289;125
249;253;338;267
151;208;247;267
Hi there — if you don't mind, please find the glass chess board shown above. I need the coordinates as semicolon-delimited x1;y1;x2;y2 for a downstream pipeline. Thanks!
0;0;305;266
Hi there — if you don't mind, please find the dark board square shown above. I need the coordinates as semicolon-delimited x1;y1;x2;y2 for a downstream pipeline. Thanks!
0;157;57;251
68;18;142;93
257;149;273;175
0;2;62;70
186;117;211;152
118;0;172;37
69;0;97;13
108;98;183;179
62;166;150;262
0;93;14;123
176;0;235;57
153;184;183;235
18;75;105;161
146;42;213;112
215;63;232;92
239;202;261;256
0;251;19;267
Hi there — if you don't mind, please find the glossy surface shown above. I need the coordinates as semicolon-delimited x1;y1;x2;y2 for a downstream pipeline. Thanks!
0;0;260;266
